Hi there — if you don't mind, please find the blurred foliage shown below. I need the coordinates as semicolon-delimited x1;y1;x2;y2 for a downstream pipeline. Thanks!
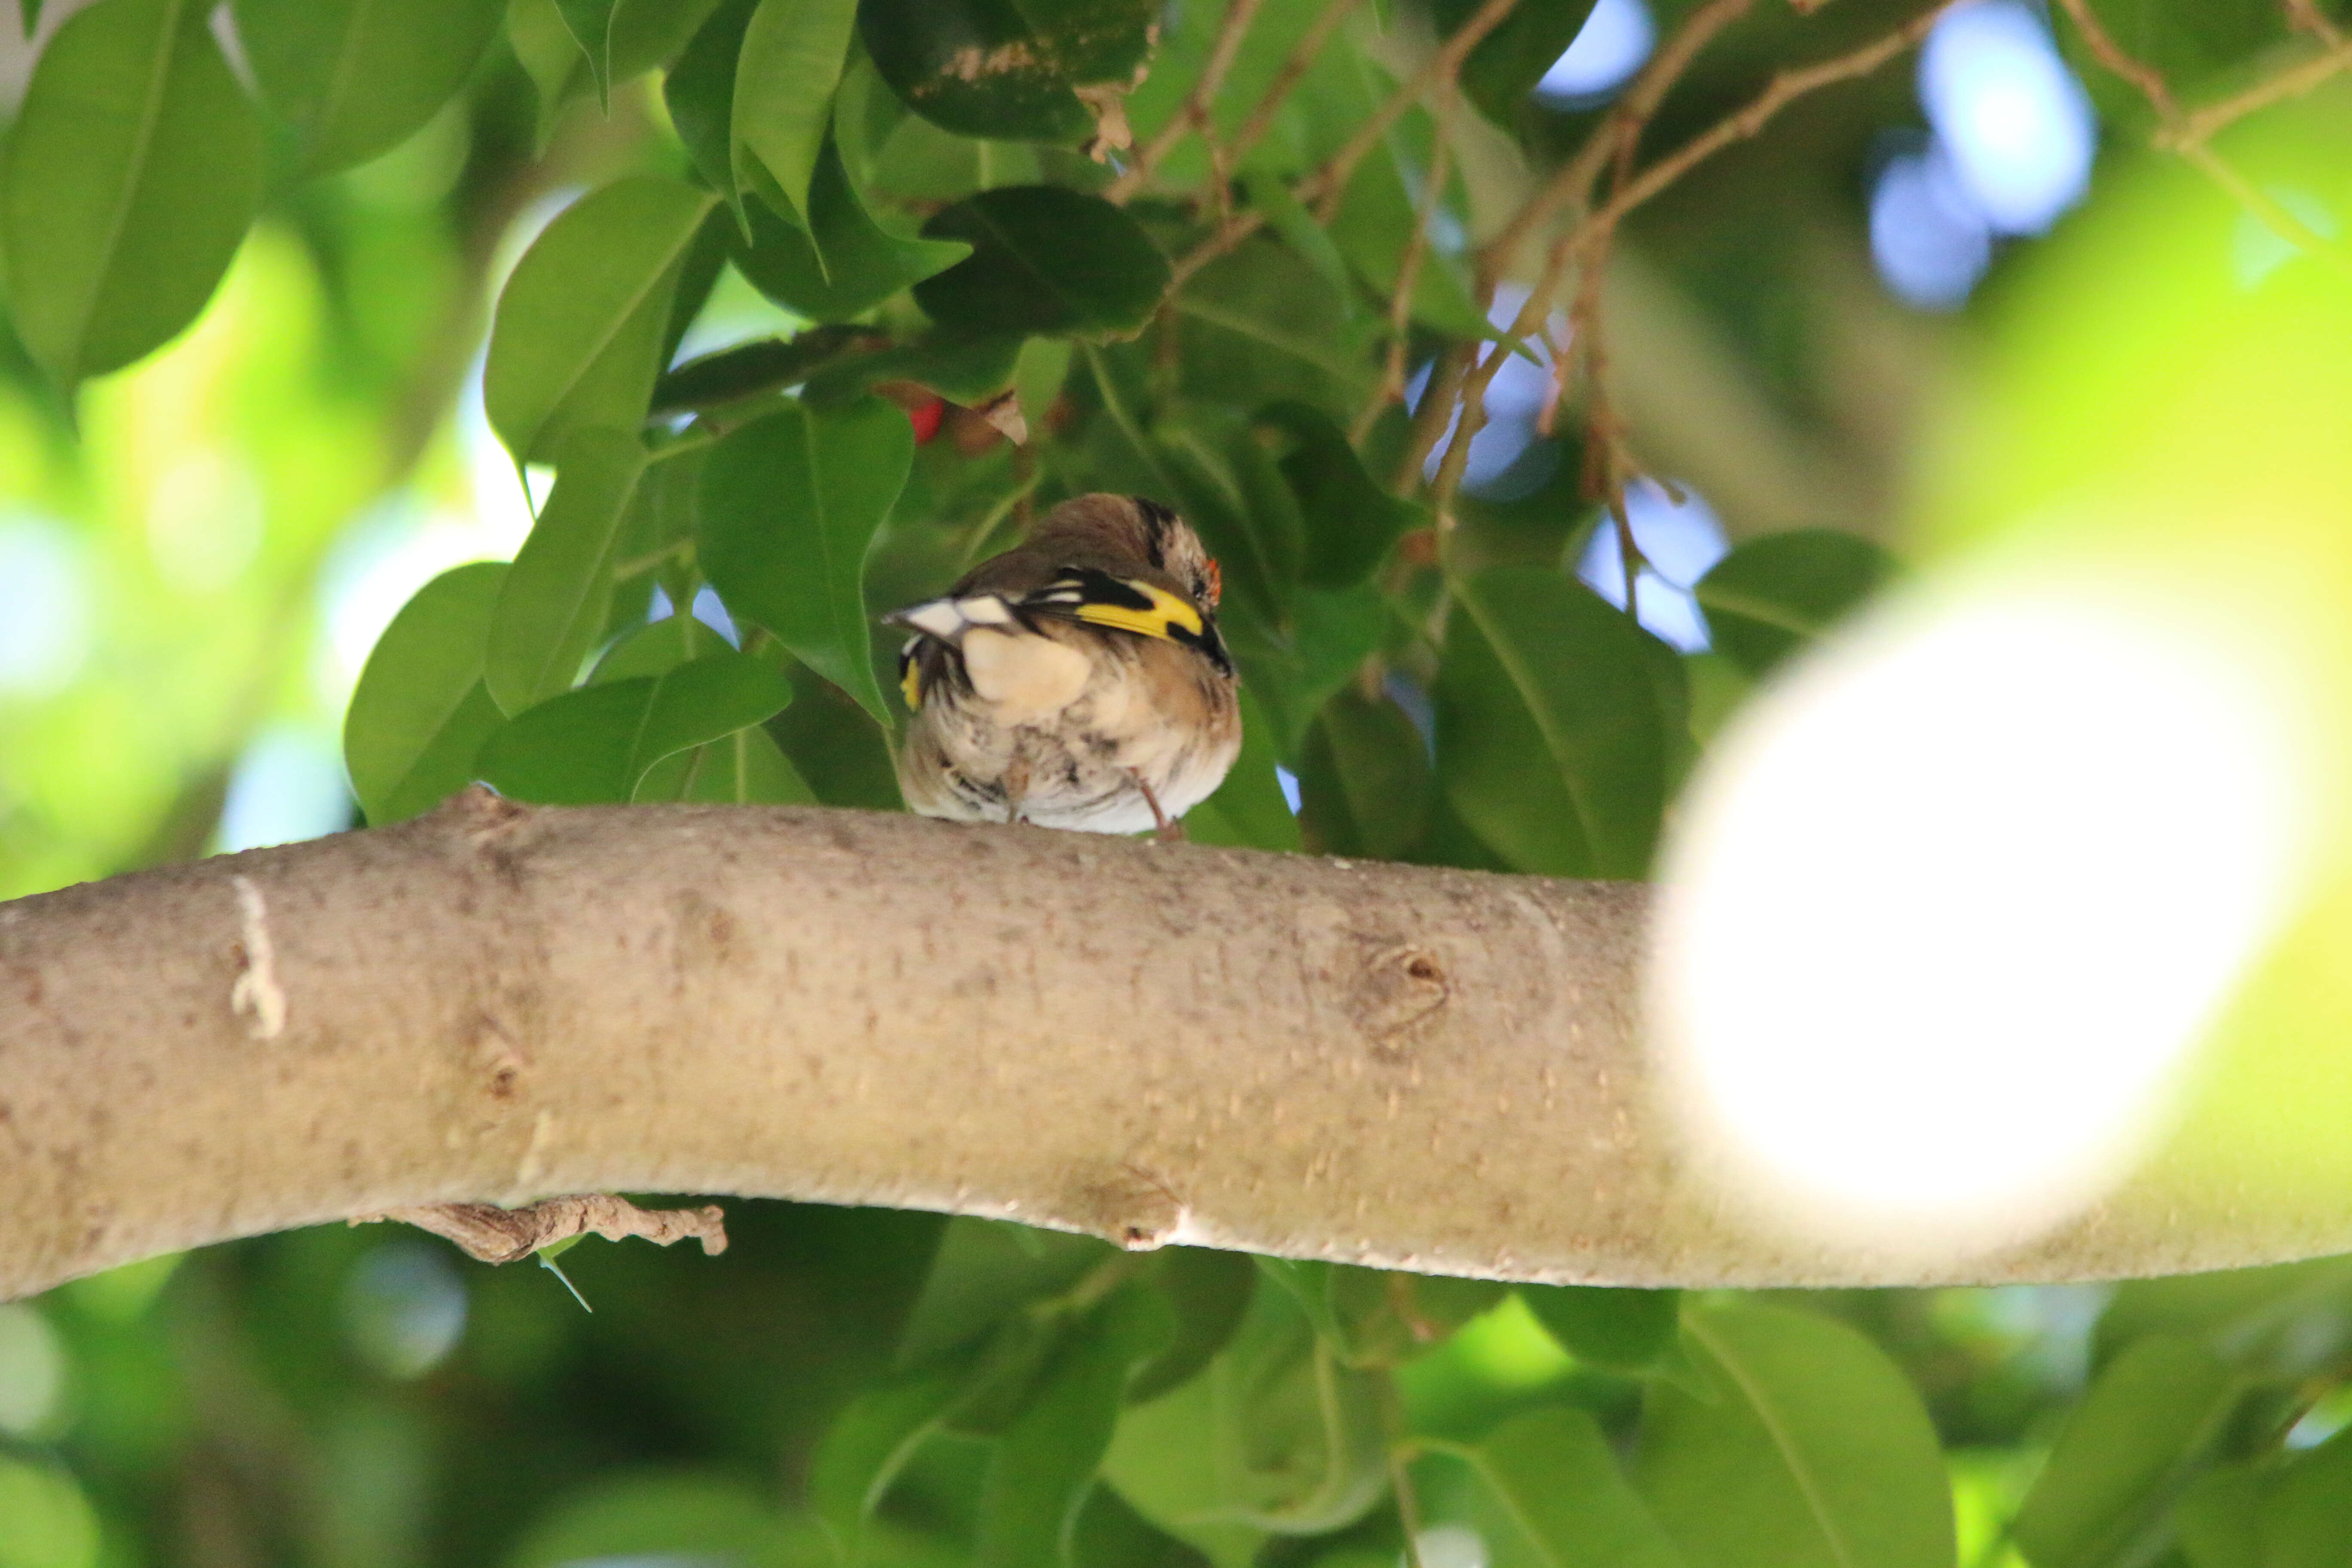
4;0;2352;1564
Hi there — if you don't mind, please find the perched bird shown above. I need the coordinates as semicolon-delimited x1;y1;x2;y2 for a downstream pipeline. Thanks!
885;493;1242;837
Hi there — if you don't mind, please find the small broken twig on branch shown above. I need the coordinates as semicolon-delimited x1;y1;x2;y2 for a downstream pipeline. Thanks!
359;1194;729;1265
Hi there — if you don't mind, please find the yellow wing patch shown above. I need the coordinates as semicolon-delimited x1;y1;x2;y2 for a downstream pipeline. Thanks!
1073;581;1204;642
900;657;923;710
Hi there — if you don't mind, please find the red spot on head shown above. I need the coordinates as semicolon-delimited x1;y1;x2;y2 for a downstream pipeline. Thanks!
1204;558;1222;607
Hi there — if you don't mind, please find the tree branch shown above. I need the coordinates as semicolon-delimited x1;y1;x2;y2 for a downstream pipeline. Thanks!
2;790;2345;1300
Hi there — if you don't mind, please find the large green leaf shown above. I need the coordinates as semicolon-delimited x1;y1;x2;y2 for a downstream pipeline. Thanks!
343;563;510;826
698;398;914;725
809;1366;973;1564
483;175;719;465
1298;687;1429;861
732;140;972;324
2013;1335;2237;1568
1635;1302;1953;1568
1518;1287;1682;1376
484;428;651;717
916;187;1170;339
1455;1406;1686;1568
665;0;759;219
233;0;503;172
1436;569;1673;880
475;652;794;804
1693;529;1897;679
1253;402;1422;590
857;0;1156;143
505;1473;811;1568
0;0;266;387
976;1283;1174;1568
734;0;860;228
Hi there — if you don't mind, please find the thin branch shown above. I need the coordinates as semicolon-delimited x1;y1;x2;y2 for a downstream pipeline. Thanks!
1225;0;1372;170
1107;0;1270;202
2285;0;2343;47
2159;36;2352;149
1358;81;1460;442
1169;0;1524;290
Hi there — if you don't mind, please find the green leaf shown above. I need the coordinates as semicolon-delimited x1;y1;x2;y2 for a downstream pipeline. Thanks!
810;1366;973;1564
897;1218;1115;1369
1635;1302;1953;1568
553;0;617;106
733;0;859;229
1517;1286;1681;1376
1181;688;1302;852
1430;0;1601;126
485;427;651;717
2245;1422;2352;1568
1326;130;1490;343
916;187;1171;339
1241;177;1359;315
591;612;732;683
1437;569;1673;879
634;724;818;803
475;652;794;803
2093;1256;2352;1380
232;0;505;173
1299;687;1430;861
698;397;913;725
858;0;1156;143
804;333;1023;409
1253;402;1421;589
975;1283;1175;1568
343;563;511;826
505;1473;810;1568
666;0;758;220
1069;1485;1213;1568
2012;1334;2237;1568
654;330;873;416
1460;1406;1685;1568
1175;238;1377;409
734;141;973;323
1128;1250;1259;1405
2172;1464;2261;1568
0;0;266;387
1692;529;1897;679
483;175;720;464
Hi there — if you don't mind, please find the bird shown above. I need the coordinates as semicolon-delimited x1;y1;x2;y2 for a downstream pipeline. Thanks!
884;493;1242;838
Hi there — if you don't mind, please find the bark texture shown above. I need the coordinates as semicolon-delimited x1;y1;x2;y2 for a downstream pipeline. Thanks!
0;789;2344;1300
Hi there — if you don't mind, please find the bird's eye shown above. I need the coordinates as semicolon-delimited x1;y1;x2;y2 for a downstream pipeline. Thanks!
1201;558;1222;607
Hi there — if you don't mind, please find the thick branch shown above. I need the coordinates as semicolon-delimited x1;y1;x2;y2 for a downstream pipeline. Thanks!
1;790;2345;1300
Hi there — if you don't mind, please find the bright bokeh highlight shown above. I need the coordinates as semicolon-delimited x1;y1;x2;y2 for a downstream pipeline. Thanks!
1576;478;1727;651
1534;0;1654;105
1651;580;2320;1263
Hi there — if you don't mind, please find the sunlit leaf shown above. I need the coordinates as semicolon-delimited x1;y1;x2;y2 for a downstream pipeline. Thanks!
634;726;818;803
1437;569;1673;879
2013;1334;2237;1568
733;0;860;228
1457;1405;1685;1568
233;0;503;172
1693;529;1897;679
485;427;651;717
483;175;720;464
1299;687;1430;861
810;1366;973;1564
1635;1302;1952;1568
343;563;509;826
733;141;973;323
475;652;794;803
698;396;913;725
0;0;266;386
666;0;758;220
916;187;1170;339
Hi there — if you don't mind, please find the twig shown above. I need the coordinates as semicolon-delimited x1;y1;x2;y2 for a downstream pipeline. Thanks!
360;1193;729;1264
1169;0;1525;290
2054;0;2352;270
1358;81;1460;442
2159;37;2352;149
2285;0;2343;47
1226;0;1372;170
1108;0;1270;202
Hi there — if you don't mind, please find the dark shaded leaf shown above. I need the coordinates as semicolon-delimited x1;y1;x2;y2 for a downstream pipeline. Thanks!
666;0;759;219
1431;0;1602;126
804;333;1026;408
1436;569;1672;879
2013;1335;2237;1568
483;175;719;463
1518;1286;1681;1375
343;563;510;826
734;142;973;323
898;1218;1115;1369
485;427;651;716
917;187;1170;338
1;0;266;386
653;328;876;415
1253;402;1422;589
1299;686;1430;861
1068;1484;1212;1568
1128;1251;1259;1405
698;397;914;724
1693;528;1897;678
233;0;504;172
810;1366;974;1564
858;0;1155;143
1635;1302;1953;1568
475;652;794;803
